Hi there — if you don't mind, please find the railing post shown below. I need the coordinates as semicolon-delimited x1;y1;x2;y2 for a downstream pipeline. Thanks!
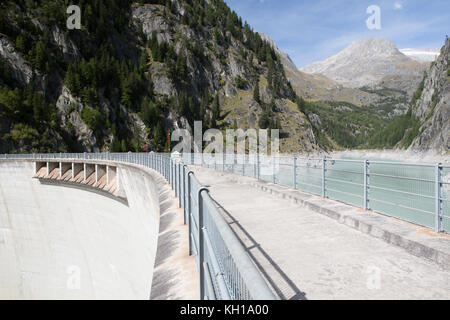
364;160;370;210
177;163;181;208
293;156;297;189
183;165;187;224
257;153;260;180
231;154;235;173
322;158;326;198
198;187;209;300
435;163;443;233
272;155;276;183
170;159;173;187
172;159;175;189
187;171;194;255
175;162;178;197
178;163;182;208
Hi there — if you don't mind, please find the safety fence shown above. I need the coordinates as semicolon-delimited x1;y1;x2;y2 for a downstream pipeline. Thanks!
172;153;449;234
0;152;275;300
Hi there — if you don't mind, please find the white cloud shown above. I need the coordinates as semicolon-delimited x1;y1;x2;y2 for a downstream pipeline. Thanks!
394;1;403;10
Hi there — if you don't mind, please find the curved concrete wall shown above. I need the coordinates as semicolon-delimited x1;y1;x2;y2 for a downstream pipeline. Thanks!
0;161;164;299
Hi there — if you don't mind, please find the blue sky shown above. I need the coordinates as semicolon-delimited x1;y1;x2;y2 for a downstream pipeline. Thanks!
224;0;450;68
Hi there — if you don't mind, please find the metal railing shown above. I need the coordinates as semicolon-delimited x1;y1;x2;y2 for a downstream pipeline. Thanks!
0;152;275;300
171;153;449;234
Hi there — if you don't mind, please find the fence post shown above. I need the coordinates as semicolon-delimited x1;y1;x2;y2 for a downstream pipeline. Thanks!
187;172;194;255
175;163;178;197
257;153;260;180
170;159;173;187
172;160;175;189
272;155;276;184
253;154;257;178
364;160;370;210
198;187;209;300
178;163;182;208
231;154;235;173
435;163;443;233
183;166;187;224
293;156;297;189
322;158;326;198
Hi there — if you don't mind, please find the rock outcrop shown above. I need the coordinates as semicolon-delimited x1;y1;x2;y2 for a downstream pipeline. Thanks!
408;38;450;153
0;35;33;87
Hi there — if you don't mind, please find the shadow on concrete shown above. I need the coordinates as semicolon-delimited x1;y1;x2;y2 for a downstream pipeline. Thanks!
213;200;307;300
150;187;183;299
38;179;128;205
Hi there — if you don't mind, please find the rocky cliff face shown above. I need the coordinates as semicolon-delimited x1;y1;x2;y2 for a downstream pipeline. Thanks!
300;38;428;97
0;0;320;154
407;38;449;153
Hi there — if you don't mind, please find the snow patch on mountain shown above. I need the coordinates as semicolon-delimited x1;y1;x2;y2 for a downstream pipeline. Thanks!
399;48;440;62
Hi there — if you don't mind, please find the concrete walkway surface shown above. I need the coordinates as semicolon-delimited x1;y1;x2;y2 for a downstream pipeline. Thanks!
191;166;450;300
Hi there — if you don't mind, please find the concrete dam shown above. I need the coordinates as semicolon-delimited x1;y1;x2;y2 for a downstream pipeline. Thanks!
0;153;449;300
0;158;198;299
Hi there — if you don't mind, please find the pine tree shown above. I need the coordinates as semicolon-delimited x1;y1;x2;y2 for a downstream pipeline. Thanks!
121;139;127;152
253;82;260;104
15;35;27;53
120;77;132;108
296;96;307;114
176;54;187;79
32;41;46;71
211;94;220;128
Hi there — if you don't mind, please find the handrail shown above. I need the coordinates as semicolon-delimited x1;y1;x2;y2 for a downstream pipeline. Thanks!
169;153;448;234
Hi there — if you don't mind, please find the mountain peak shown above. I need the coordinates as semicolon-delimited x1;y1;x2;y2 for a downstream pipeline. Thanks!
347;38;400;54
300;37;426;90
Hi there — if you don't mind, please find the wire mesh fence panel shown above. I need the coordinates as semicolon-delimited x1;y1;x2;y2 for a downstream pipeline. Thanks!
294;158;323;195
202;198;241;300
186;154;448;233
188;174;202;269
325;160;364;208
272;156;295;188
442;166;450;233
369;162;436;228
